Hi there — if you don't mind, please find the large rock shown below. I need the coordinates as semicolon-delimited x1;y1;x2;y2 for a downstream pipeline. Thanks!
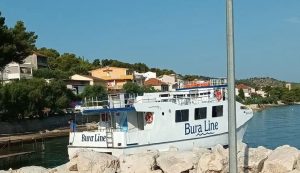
67;156;78;172
119;150;160;173
261;145;300;173
238;146;272;173
14;166;48;173
192;147;211;168
157;151;196;173
76;151;119;173
197;144;228;173
48;163;73;173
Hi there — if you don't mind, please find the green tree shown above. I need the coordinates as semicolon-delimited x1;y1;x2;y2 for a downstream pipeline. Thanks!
281;91;295;104
92;59;101;67
49;53;93;75
0;13;37;69
142;86;157;93
123;82;143;94
37;47;60;59
45;80;75;111
0;79;76;120
132;63;149;72
33;68;69;79
80;85;107;100
238;88;245;100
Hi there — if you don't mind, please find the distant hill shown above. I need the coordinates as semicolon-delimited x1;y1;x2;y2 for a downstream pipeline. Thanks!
236;77;287;88
292;83;300;88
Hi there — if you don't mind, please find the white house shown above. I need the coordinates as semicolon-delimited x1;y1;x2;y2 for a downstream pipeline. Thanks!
66;74;106;95
1;53;49;82
134;71;156;81
1;62;33;82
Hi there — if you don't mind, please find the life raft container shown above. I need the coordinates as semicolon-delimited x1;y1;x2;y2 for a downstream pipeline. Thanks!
145;112;153;124
214;90;222;101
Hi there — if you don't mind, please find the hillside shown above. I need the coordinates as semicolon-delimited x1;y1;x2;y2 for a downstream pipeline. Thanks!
236;77;287;88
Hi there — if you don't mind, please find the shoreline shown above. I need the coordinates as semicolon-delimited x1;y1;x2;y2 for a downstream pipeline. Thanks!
246;102;300;112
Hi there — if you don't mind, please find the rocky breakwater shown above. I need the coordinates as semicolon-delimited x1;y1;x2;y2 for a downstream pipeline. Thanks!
2;143;300;173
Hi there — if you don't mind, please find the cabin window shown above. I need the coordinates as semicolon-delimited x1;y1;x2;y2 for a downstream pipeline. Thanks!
175;109;189;122
212;105;223;117
195;107;207;120
174;94;185;98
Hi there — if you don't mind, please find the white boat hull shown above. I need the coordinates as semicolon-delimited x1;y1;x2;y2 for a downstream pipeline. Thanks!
68;123;247;158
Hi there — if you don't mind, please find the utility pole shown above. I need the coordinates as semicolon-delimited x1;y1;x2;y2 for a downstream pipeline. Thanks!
226;0;238;173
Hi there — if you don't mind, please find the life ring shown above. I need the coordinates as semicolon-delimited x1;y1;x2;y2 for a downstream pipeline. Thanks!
145;112;153;124
214;90;222;101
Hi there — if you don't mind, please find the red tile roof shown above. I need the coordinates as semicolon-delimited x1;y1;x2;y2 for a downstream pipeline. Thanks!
144;78;167;86
236;84;250;90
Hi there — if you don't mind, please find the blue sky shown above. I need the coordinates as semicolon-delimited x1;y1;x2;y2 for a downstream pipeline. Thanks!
1;0;300;82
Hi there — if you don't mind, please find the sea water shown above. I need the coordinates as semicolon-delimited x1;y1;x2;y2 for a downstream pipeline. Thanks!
243;105;300;149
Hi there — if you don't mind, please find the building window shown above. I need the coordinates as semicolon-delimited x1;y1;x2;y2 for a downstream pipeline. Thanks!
195;107;207;120
212;105;223;117
126;70;133;75
175;109;189;122
161;85;169;92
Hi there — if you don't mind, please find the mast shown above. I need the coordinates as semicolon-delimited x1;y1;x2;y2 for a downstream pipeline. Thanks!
226;0;238;173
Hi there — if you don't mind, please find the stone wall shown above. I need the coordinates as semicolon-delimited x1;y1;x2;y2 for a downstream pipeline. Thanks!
0;115;100;135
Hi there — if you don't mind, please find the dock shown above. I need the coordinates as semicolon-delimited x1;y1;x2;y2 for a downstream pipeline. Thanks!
0;151;35;159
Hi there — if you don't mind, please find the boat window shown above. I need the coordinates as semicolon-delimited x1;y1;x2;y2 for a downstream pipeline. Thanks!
174;94;185;98
175;109;189;122
160;94;170;97
240;106;248;110
101;113;110;122
195;107;207;120
187;94;198;97
212;105;223;117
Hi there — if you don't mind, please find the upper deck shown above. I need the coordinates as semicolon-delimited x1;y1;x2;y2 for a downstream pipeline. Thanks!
80;85;228;115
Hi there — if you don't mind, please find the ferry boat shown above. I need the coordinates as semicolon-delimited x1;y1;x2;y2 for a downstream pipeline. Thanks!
68;84;253;158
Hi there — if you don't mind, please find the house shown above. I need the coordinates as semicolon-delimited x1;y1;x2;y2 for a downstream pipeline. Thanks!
133;71;157;86
236;84;253;98
65;74;106;95
144;78;169;92
1;62;33;81
25;53;48;69
256;89;267;98
89;66;133;91
210;78;227;86
286;83;292;91
159;74;177;91
143;72;157;81
1;53;49;82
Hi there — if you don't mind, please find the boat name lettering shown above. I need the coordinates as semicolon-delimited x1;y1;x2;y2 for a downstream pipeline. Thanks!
81;134;106;142
185;120;218;136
